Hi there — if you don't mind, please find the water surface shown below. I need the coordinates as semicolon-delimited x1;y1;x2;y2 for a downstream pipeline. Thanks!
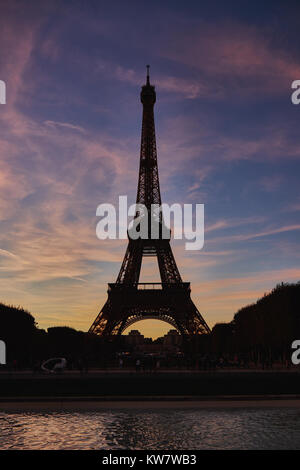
0;407;299;450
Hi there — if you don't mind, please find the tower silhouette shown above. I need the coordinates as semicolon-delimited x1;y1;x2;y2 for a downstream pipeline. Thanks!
89;67;210;337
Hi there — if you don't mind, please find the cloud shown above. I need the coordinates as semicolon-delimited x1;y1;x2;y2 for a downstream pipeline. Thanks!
97;60;212;99
44;120;86;133
205;216;265;233
191;267;300;326
258;175;284;192
95;20;300;100
209;224;300;244
159;20;300;96
284;201;300;212
0;249;18;259
0;9;139;329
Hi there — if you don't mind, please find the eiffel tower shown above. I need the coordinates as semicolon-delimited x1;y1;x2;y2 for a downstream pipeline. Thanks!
89;67;210;337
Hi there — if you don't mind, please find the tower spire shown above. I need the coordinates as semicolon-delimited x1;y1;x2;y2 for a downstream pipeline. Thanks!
146;64;150;85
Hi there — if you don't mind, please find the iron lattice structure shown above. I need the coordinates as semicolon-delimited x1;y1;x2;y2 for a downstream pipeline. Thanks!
89;67;210;337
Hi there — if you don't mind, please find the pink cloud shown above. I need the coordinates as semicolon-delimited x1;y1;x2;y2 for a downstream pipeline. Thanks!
97;60;212;99
192;267;300;327
259;175;284;192
44;120;86;133
209;224;300;245
159;21;300;95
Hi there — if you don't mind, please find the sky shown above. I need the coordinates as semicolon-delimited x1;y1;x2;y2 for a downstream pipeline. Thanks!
0;0;300;338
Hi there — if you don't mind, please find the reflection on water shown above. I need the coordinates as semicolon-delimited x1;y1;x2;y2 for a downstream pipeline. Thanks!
0;407;300;450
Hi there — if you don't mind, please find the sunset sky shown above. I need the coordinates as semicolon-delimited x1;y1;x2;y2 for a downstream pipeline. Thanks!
0;0;300;338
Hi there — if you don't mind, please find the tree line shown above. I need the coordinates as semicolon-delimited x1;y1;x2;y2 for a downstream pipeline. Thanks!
0;281;299;368
209;282;300;364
